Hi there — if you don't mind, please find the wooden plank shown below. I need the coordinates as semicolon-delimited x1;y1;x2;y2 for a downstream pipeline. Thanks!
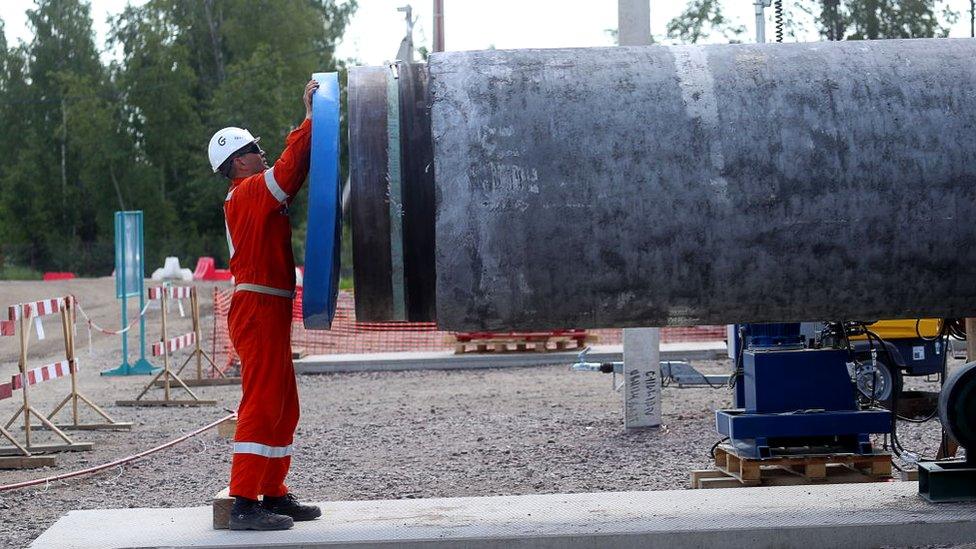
803;462;827;479
694;463;890;489
116;400;217;407
690;469;727;488
213;487;233;530
31;422;133;431
0;455;57;469
153;378;240;388
866;458;892;477
697;476;745;489
0;443;93;456
217;419;237;440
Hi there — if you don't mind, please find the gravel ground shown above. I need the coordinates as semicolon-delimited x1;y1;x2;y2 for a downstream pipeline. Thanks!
0;279;964;548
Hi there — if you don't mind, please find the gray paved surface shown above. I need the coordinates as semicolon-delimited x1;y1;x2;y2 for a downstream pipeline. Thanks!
30;482;976;548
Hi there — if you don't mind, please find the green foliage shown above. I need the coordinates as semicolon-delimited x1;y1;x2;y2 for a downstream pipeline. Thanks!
0;264;44;281
665;0;955;44
667;0;745;44
817;0;956;40
0;0;357;276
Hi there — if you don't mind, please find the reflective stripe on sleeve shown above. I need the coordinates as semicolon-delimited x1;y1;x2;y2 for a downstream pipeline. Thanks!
264;168;288;202
233;442;293;458
225;220;236;259
224;190;236;259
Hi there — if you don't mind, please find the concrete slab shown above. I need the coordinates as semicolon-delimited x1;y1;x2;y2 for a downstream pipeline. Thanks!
30;482;976;549
294;342;726;374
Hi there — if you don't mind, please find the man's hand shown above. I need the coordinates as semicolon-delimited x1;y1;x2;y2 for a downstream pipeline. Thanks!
304;79;320;120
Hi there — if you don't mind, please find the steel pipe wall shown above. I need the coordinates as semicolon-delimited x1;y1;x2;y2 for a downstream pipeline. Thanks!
349;39;976;331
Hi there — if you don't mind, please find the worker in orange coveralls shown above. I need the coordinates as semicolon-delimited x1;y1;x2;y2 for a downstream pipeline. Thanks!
206;79;321;531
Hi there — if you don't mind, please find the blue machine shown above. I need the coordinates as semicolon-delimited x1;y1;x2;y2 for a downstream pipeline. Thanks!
716;323;892;458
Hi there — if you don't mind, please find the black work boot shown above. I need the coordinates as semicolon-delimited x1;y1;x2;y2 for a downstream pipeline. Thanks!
229;497;294;531
262;493;322;521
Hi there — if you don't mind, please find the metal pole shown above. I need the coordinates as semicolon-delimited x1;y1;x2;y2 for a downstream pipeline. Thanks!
119;213;129;371
617;0;651;46
161;290;170;401
433;0;444;52
755;0;770;43
137;213;148;363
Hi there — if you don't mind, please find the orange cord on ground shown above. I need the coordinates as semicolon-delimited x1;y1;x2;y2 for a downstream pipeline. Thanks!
0;413;235;492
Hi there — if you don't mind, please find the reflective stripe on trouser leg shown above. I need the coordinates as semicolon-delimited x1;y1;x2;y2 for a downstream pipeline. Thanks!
228;292;299;500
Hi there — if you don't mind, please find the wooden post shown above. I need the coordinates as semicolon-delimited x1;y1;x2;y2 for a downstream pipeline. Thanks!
117;286;216;407
1;299;93;455
192;288;203;380
59;298;78;425
18;311;31;448
45;296;132;431
163;286;232;386
161;290;171;401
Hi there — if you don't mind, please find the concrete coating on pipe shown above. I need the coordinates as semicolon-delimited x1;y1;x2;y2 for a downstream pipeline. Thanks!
429;39;976;331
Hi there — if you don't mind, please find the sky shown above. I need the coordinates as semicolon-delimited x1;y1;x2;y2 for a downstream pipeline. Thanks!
1;0;974;64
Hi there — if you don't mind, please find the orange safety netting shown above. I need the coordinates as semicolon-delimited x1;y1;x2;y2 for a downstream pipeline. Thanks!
211;287;727;367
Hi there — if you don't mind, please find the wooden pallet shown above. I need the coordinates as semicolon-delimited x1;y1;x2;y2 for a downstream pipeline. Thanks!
0;455;57;469
690;445;893;488
450;334;597;354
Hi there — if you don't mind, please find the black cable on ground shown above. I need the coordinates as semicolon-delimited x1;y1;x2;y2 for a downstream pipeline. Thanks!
709;437;729;459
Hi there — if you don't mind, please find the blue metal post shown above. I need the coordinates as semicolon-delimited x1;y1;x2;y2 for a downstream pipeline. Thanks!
102;211;159;376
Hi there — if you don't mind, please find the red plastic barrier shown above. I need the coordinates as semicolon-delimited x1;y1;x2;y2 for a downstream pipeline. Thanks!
0;320;13;337
42;272;75;281
193;257;233;281
193;257;215;280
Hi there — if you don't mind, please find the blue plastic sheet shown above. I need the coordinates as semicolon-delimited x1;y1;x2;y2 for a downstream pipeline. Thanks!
302;72;341;329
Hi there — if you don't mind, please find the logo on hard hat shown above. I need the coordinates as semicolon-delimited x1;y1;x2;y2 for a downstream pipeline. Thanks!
218;136;227;146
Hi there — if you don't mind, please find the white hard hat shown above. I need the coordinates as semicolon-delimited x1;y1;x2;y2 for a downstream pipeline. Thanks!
207;127;260;172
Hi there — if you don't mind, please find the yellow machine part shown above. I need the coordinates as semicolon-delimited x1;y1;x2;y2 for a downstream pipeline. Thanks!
851;319;941;340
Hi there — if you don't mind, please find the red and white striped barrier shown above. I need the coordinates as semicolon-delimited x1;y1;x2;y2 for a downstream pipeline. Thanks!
8;298;65;321
11;359;77;390
151;332;196;357
0;382;12;401
0;320;13;337
148;286;193;300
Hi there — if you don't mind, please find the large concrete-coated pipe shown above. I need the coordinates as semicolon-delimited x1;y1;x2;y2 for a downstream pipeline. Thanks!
351;38;976;331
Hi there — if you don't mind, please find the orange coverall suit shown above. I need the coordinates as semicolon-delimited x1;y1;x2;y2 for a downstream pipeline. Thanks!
224;119;311;500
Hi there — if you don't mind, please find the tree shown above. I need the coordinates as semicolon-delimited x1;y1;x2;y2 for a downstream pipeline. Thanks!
109;0;357;268
667;0;745;44
817;0;956;40
0;0;115;273
0;0;357;275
